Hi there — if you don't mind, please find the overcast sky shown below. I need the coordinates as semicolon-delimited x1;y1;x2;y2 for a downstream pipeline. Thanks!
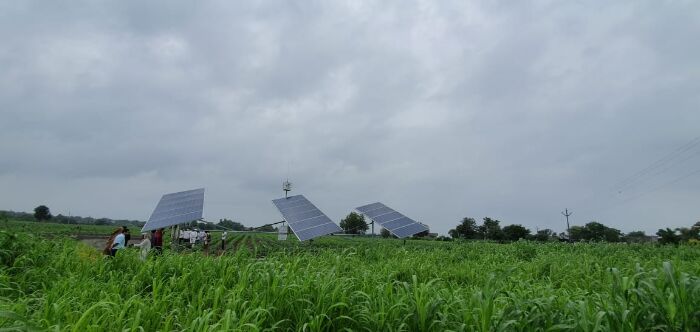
1;1;699;235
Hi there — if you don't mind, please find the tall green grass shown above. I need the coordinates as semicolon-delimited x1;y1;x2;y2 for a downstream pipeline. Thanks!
1;230;699;331
2;220;117;236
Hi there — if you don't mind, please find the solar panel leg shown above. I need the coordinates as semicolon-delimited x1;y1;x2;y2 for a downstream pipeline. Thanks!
171;225;179;251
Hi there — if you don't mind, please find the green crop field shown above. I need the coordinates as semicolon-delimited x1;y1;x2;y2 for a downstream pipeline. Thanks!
1;222;699;331
2;220;119;236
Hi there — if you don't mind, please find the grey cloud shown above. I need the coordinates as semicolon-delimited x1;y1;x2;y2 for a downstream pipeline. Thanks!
1;1;699;235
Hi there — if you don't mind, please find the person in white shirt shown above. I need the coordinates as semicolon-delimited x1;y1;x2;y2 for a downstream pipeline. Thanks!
132;233;152;260
221;231;227;250
110;227;126;256
189;229;197;247
179;229;188;244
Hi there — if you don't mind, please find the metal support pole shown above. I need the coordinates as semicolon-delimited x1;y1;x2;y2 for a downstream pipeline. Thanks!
172;225;179;251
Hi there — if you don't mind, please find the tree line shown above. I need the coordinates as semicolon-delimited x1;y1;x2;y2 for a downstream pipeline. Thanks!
448;217;547;242
2;206;273;232
209;219;276;232
448;216;700;245
1;207;145;227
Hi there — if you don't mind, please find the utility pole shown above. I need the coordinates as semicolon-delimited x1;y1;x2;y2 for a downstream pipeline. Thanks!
561;208;572;241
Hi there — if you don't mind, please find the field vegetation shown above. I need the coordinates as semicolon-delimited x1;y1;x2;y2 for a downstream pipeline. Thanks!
1;220;699;331
2;220;117;236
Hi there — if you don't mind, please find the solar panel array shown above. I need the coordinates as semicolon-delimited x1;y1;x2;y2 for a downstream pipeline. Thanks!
356;202;429;238
141;188;205;232
272;195;342;241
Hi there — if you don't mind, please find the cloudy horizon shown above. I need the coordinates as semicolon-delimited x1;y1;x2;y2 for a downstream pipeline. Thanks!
1;1;699;236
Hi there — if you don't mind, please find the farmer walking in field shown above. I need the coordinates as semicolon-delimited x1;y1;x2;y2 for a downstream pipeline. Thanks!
221;231;227;251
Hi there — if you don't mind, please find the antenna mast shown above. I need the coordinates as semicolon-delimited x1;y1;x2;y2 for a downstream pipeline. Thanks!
283;179;292;199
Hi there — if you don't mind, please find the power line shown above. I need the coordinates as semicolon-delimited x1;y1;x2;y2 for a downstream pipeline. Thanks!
613;136;700;191
615;147;700;193
597;166;700;212
577;135;700;209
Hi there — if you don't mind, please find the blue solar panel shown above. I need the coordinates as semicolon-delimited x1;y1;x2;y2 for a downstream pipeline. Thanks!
364;206;394;218
272;195;342;241
383;217;415;230
372;211;403;224
356;202;384;213
393;222;430;238
296;222;343;241
142;188;205;232
279;204;318;216
355;202;429;238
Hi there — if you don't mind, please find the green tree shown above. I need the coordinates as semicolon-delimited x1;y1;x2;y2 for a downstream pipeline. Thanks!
448;217;479;239
569;222;623;242
603;227;623;242
626;231;649;243
94;218;112;226
33;205;52;221
380;228;393;238
502;224;531;242
677;226;700;242
657;228;680;245
479;217;504;241
532;229;555;242
585;222;608;241
256;224;276;232
339;212;368;234
569;225;586;241
219;219;246;231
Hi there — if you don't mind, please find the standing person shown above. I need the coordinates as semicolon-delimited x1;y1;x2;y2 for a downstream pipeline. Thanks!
182;228;191;246
221;231;227;251
204;231;212;250
123;226;131;246
189;229;197;248
151;229;163;255
132;233;152;260
202;231;210;254
178;228;186;245
104;227;122;255
110;227;126;256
